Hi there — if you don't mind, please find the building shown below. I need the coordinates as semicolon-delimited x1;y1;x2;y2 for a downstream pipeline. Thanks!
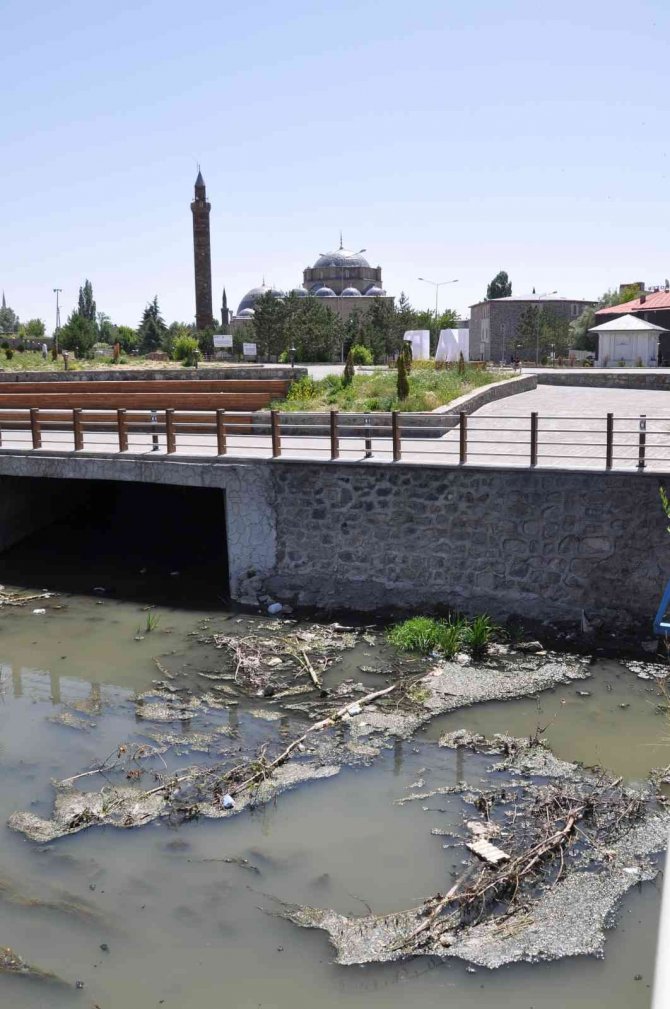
469;294;597;362
589;314;665;367
191;171;214;330
594;285;670;363
230;240;393;330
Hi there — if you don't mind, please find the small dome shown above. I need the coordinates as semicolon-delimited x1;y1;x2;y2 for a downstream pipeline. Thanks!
313;248;371;269
237;308;255;319
341;287;362;297
290;287;309;298
364;285;385;297
314;286;336;298
236;283;283;315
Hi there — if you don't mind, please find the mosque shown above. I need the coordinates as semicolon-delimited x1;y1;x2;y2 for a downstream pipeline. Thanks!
189;170;393;332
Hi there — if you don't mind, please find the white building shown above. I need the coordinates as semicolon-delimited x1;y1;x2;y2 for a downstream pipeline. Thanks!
589;314;665;367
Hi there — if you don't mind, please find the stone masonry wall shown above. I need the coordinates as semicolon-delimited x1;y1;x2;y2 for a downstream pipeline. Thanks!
265;462;669;628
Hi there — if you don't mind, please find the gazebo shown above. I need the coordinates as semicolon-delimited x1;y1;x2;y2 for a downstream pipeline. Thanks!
589;313;666;367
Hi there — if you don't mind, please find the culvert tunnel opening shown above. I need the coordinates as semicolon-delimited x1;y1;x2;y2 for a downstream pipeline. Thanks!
0;477;229;607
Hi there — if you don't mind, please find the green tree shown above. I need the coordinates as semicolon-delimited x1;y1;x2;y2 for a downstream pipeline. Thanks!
77;280;97;323
397;353;409;400
19;318;46;339
96;312;116;344
284;296;342;363
342;350;355;386
137;296;167;354
59;312;97;357
0;295;19;334
486;271;512;300
116;325;138;353
173;334;199;366
252;291;288;360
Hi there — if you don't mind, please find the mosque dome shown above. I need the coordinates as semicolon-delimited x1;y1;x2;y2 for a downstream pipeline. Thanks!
364;285;385;297
313;286;336;298
341;287;362;297
236;284;283;315
290;287;309;298
237;307;255;319
313;248;371;269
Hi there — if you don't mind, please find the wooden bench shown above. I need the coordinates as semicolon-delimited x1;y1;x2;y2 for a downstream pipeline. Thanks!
0;379;291;396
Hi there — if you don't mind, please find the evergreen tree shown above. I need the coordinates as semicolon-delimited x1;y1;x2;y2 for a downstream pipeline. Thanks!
58;312;97;357
343;350;355;386
402;339;413;374
0;294;19;334
137;296;167;354
486;271;512;300
77;280;97;322
397;352;409;400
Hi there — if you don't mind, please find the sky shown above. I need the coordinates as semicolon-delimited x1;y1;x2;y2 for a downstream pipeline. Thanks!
2;0;670;332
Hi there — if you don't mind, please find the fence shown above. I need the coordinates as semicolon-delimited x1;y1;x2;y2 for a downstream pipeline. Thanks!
0;407;668;472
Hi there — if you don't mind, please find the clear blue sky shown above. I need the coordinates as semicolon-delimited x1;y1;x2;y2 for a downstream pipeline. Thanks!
2;0;669;331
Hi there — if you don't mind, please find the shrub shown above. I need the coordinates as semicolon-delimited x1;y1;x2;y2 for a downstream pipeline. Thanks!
388;616;465;657
397;353;409;400
343;350;355;386
462;614;497;658
286;375;317;402
350;344;373;365
4;348;13;360
1;341;8;350
402;341;413;374
172;334;199;366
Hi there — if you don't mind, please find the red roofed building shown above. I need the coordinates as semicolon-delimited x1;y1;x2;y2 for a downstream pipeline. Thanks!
595;286;670;363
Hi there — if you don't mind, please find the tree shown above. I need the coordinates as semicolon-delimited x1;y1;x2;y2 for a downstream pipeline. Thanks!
77;280;97;323
516;305;540;359
252;291;289;360
342;350;355;386
397;353;409;400
486;271;512;300
96;312;116;344
58;312;97;357
0;295;19;335
137;297;167;354
116;325;138;353
19;318;45;339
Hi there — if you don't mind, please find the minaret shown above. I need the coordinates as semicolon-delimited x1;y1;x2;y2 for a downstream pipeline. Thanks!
221;287;229;327
191;170;214;330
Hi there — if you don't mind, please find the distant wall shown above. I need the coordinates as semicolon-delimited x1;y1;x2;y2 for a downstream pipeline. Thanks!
537;371;670;391
0;366;306;384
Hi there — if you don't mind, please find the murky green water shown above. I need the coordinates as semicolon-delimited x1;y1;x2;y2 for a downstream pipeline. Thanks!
0;589;666;1008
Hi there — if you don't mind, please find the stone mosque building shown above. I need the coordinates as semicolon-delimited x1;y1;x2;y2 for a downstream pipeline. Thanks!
190;172;393;333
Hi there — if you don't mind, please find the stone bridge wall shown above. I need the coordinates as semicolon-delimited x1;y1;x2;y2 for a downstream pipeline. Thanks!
0;453;665;630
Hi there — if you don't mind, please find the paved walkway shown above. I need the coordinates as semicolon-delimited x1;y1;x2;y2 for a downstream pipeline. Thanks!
1;385;669;472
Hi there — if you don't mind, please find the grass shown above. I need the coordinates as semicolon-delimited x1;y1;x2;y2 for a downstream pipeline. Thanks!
274;362;511;413
389;613;498;659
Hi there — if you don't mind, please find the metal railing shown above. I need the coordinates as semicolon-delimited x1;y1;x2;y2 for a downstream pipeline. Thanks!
0;407;669;472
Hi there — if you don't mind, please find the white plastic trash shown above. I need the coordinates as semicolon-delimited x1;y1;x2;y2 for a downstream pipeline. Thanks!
222;794;235;809
32;608;46;615
267;602;283;615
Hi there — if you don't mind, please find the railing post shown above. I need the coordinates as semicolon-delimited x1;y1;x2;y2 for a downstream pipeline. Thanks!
459;412;467;465
73;408;83;451
216;409;227;456
605;413;613;470
150;409;159;451
638;414;647;471
165;409;176;454
117;409;128;452
330;410;339;460
30;408;42;449
364;411;372;459
530;412;538;467
271;409;281;458
392;410;402;462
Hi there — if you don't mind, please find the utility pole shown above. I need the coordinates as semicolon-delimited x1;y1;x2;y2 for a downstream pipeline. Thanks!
53;288;62;354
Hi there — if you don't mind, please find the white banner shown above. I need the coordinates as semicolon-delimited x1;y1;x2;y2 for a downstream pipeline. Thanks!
243;342;257;357
214;335;233;349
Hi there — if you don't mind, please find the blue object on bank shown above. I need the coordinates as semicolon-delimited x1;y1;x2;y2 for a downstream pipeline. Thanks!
654;579;670;635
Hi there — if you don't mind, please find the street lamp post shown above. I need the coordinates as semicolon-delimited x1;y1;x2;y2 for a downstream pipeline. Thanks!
53;288;62;355
418;277;459;324
534;291;558;365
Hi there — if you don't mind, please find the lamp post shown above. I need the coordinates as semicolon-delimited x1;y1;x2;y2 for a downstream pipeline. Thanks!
417;277;459;324
534;291;558;365
53;288;62;355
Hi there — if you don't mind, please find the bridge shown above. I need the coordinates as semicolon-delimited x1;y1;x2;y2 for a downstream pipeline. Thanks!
0;373;665;631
